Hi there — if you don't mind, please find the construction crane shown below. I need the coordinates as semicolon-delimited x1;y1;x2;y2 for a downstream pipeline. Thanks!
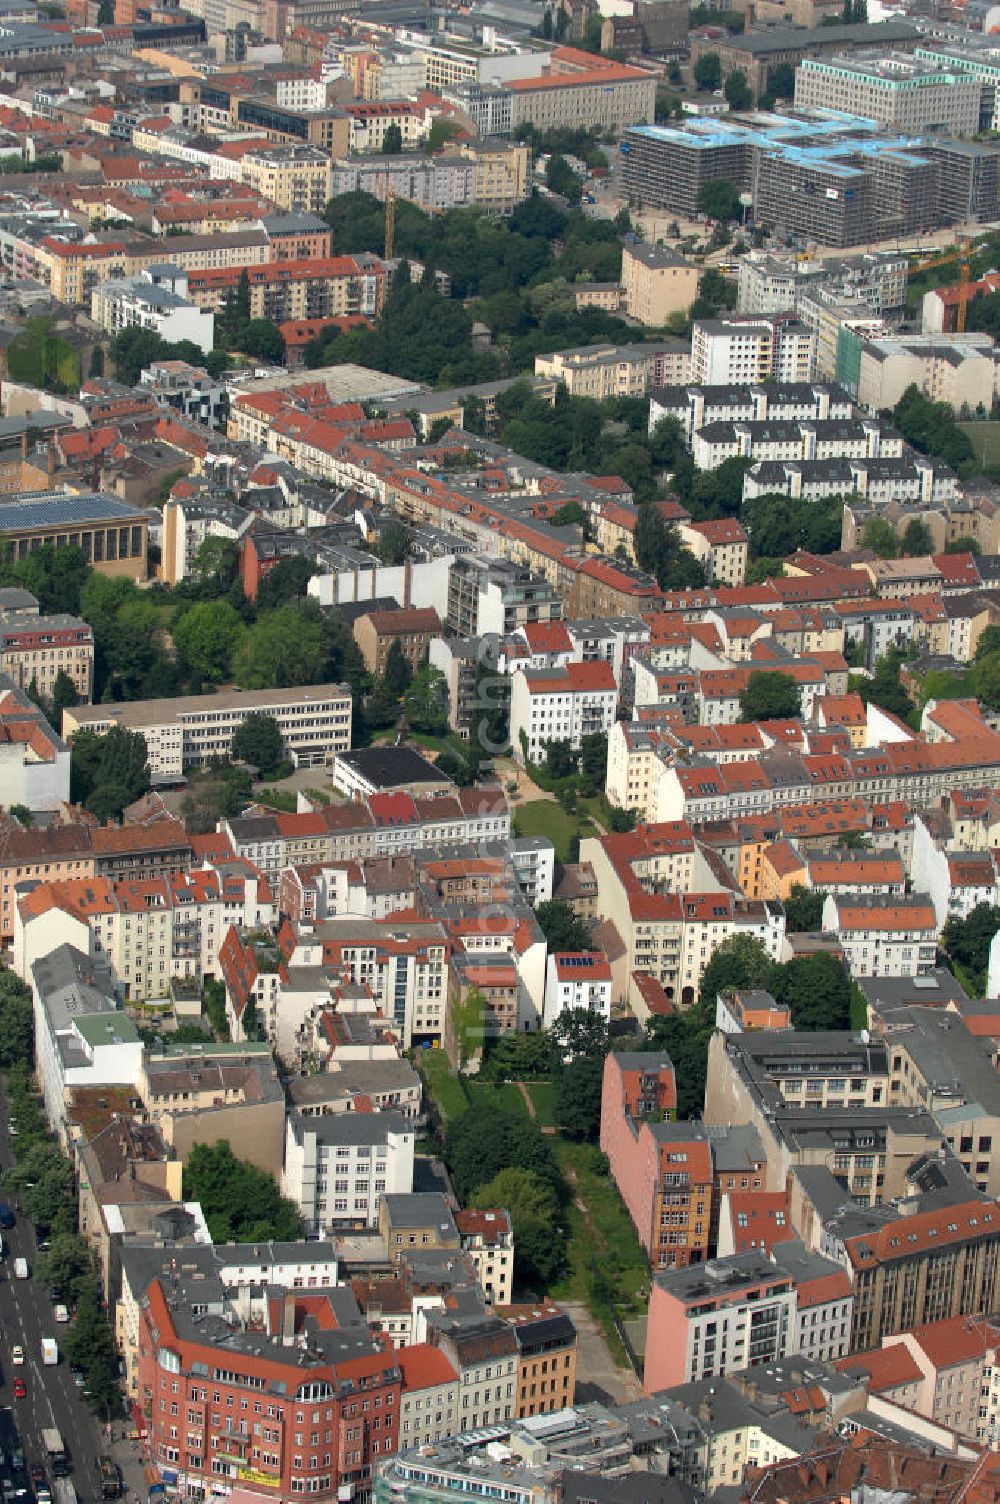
908;236;973;332
384;181;395;261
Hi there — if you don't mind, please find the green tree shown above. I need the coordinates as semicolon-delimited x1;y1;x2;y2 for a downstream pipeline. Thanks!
697;177;740;222
183;1141;301;1242
894;383;975;473
446;1104;560;1203
64;1287;119;1415
193;535;239;594
425;118;463;155
51;669;78;722
383;638;413;699
34;1233;94;1304
769;61;796;97
452;986;486;1067
783;883;826;933
70;724;150;814
976;625;1000;661
233;605;329;689
0;968;33;1068
376;521;413;566
534;901;591;952
255;555;318;612
769;952;851;1030
699;934;772;1009
544;738;578;779
738;670;802;722
860;518;898;557
404;665;449;734
231;713;285;777
901;518;934;556
724;69;753;109
942;903;1000;994
578;732;608;797
546;155;582;204
382;122;403;154
4;1141;76;1235
859;648;916;723
173;600;245;682
693;51;721;89
554;1054;604;1141
472;1168;566;1286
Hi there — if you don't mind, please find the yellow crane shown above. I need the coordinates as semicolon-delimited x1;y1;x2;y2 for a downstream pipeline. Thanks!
908;237;973;332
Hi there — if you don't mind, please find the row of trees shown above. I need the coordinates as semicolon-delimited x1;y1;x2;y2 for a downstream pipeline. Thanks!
3;1063;120;1416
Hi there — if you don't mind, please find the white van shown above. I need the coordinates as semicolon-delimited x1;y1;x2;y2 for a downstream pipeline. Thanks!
13;1258;28;1280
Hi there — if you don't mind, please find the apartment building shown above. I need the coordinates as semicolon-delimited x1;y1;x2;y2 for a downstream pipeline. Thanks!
237;143;333;213
397;1347;460;1450
63;683;352;776
678;519;748;587
644;1253;798;1392
498;1304;578;1419
0;676;69;812
353;607;442;678
42;237;127;304
135;1268;402;1503
793;55;981;135
690;319;816;385
505;48;656;133
621;242;699;326
543;951;612;1027
14;862;276;1000
844;1197;1000;1349
854;332;998;412
455;1209;514;1305
187;254;387;321
535;341;690;399
282;1108;415;1234
0;611;93;702
821;893;937;978
509;660;617;765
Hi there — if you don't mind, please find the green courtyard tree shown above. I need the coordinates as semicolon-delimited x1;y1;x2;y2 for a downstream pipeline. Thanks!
534;901;592;952
383;638;413;699
231;713;285;777
697;177;740;222
472;1168;566;1286
173;600;245;682
724;69;753;109
183;1141;301;1242
693;52;721;89
738;670;802;722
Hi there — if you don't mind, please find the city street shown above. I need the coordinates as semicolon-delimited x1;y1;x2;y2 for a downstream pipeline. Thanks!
0;1084;109;1504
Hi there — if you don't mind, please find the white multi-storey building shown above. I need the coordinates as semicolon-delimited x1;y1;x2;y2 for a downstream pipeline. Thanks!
281;1108;415;1235
509;660;617;766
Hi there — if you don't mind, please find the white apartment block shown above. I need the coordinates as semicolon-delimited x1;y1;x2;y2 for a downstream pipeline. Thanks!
64;683;352;776
509;660;617;766
690;318;815;386
821;892;938;978
281;1109;415;1235
543;951;612;1029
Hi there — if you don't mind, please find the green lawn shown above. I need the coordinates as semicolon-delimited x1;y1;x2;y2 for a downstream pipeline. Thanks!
512;800;596;862
466;1079;529;1117
526;1080;557;1127
418;1048;469;1123
550;1139;650;1346
959;420;1000;468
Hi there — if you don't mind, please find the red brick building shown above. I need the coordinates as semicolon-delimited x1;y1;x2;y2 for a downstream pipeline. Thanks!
600;1051;716;1271
137;1278;401;1501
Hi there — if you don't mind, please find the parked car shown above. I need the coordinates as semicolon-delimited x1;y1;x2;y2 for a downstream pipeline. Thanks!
0;1204;15;1230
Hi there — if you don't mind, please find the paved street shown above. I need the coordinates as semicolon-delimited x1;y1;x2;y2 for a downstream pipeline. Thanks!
0;1083;113;1504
